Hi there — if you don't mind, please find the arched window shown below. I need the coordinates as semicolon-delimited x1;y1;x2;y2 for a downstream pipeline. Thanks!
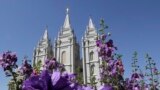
89;51;94;61
90;64;95;75
61;51;66;64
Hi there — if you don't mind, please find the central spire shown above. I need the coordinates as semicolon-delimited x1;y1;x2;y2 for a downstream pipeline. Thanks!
88;17;95;29
43;25;48;40
63;8;71;29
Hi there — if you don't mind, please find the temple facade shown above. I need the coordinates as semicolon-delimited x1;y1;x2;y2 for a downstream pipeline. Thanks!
82;17;100;85
32;8;100;85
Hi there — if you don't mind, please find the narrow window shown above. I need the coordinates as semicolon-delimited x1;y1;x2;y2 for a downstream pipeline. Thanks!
89;51;94;61
61;51;66;63
90;64;95;75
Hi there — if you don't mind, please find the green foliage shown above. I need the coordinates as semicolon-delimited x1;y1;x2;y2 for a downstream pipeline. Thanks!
75;66;83;84
99;19;108;34
33;60;42;74
145;54;160;89
90;75;97;89
131;51;139;73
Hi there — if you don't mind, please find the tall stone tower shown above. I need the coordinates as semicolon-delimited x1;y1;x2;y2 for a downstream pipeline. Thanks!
82;17;100;85
54;8;80;73
33;27;53;66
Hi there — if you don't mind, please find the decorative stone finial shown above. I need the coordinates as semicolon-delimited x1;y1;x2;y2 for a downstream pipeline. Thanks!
66;8;69;14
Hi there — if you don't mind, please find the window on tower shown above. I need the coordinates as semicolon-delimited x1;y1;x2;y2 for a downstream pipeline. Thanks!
89;51;94;61
90;64;95;75
61;51;66;64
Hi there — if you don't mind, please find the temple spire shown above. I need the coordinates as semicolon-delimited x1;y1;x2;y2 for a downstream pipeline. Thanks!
63;8;71;29
43;26;48;40
88;17;95;29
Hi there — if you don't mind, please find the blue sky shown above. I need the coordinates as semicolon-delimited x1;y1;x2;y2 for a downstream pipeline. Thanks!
0;0;160;89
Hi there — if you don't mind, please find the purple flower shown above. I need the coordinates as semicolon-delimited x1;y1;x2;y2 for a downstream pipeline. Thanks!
22;75;47;90
45;58;58;71
20;60;33;78
61;71;69;78
0;51;18;77
83;85;93;90
61;72;77;82
131;73;140;80
22;70;52;90
98;84;114;90
96;40;102;47
0;51;17;70
51;71;70;90
106;39;113;48
133;84;140;90
153;67;158;74
106;49;112;57
111;67;117;76
101;34;107;40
